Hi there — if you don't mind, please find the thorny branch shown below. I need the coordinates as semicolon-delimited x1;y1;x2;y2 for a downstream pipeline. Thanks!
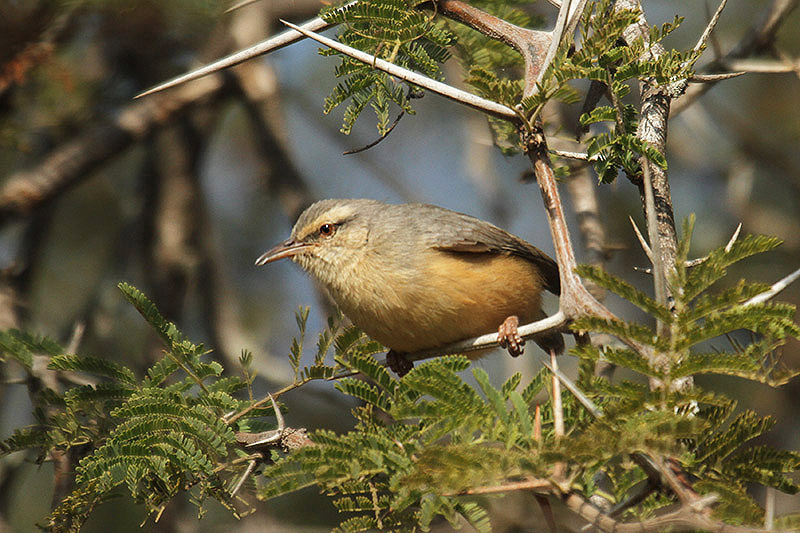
614;0;680;304
280;20;517;120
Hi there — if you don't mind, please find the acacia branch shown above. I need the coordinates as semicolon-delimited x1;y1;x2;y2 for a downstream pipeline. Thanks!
404;311;567;363
693;0;729;54
616;1;679;288
279;20;517;120
437;0;587;97
524;123;613;322
435;0;549;96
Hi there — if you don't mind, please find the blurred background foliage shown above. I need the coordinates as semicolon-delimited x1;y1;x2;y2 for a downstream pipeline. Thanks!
0;0;798;531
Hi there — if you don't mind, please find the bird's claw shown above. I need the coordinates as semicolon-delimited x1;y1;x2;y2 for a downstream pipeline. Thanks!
387;350;414;377
498;315;524;357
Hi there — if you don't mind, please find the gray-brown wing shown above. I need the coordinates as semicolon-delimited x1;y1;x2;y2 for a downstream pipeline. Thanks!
418;206;560;295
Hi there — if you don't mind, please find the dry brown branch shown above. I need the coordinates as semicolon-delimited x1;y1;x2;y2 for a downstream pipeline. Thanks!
563;492;794;533
437;0;587;97
524;123;613;321
445;477;553;497
0;73;229;227
436;0;550;96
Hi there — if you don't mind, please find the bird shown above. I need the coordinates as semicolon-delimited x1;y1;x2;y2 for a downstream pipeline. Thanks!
256;199;563;376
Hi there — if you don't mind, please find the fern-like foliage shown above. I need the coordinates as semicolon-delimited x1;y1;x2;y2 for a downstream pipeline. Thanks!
0;283;387;531
259;354;545;532
320;0;454;134
523;0;689;181
0;284;281;531
569;219;800;524
316;0;700;182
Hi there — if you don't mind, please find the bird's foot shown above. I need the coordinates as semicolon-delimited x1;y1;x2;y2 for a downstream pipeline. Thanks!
386;350;414;377
498;315;524;357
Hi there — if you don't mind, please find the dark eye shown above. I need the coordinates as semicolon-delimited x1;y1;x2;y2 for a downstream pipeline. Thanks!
319;223;335;237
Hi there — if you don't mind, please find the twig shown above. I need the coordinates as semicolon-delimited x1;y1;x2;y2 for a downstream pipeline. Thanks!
693;0;729;54
673;0;799;115
134;6;353;99
705;0;725;60
444;477;553;496
629;216;654;263
279;20;517;120
551;149;591;161
224;367;358;425
541;359;602;417
404;311;567;363
343;110;404;155
744;266;800;306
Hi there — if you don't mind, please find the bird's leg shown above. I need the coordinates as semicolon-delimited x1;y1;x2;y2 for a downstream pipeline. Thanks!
386;349;414;376
498;315;525;357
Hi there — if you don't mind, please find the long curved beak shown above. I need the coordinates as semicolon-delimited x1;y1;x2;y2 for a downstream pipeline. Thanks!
255;239;313;265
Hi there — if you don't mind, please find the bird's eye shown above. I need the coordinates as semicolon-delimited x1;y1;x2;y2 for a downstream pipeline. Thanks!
319;223;335;237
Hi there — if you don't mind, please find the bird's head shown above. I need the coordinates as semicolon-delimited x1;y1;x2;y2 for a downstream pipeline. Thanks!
256;199;379;286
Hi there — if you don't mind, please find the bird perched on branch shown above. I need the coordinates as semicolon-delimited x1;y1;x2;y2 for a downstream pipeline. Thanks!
257;199;563;375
